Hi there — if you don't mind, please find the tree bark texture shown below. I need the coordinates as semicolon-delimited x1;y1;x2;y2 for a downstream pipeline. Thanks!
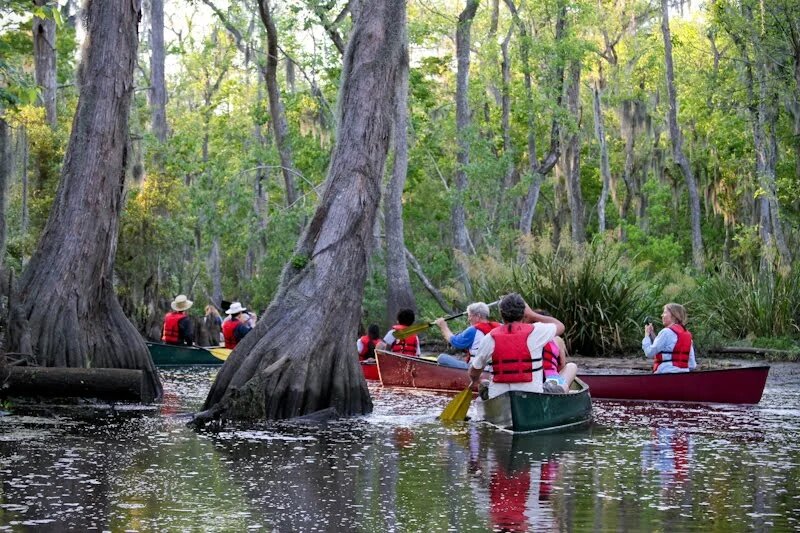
149;0;168;144
258;0;299;207
199;0;406;423
661;0;704;270
384;32;417;323
6;0;162;403
592;81;611;234
1;366;145;402
0;118;8;264
565;61;585;243
33;0;57;127
452;0;479;300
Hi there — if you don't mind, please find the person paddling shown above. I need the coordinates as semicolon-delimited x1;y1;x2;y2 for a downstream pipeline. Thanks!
378;308;421;357
357;324;381;363
222;302;252;349
468;293;565;400
434;302;501;369
643;303;697;373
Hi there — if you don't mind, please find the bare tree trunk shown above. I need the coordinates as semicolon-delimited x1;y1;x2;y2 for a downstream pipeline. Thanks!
384;30;416;323
33;0;57;127
149;0;168;144
592;79;611;234
491;26;516;231
198;0;406;424
258;0;299;207
20;127;28;234
565;61;585;243
661;0;704;269
452;0;479;300
209;236;223;308
7;0;161;402
0;118;8;264
506;0;564;236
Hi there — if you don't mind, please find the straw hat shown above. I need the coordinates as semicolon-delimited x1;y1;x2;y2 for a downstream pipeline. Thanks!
226;302;246;315
171;294;193;312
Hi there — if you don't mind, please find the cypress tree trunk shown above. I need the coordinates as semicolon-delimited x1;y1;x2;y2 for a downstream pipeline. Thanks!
452;0;479;300
198;0;406;424
0;118;8;264
7;0;162;402
592;80;611;234
661;0;704;270
33;0;57;127
384;27;416;323
565;61;585;243
149;0;168;145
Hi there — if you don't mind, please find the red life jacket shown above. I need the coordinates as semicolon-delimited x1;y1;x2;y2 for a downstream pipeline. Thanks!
489;467;531;533
162;312;185;344
391;325;419;357
491;323;540;383
222;319;240;349
358;335;380;361
464;321;502;356
653;324;692;372
542;341;560;378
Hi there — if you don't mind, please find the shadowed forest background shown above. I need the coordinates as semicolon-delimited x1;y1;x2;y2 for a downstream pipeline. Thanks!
1;0;799;358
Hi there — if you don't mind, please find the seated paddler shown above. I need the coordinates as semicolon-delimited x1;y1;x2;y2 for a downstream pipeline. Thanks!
643;303;697;374
468;293;565;400
434;302;501;370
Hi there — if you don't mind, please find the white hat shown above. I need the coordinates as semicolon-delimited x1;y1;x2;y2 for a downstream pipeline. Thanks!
171;294;193;312
226;302;246;315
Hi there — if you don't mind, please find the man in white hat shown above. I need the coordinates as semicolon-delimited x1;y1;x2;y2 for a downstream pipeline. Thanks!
222;301;253;349
162;294;195;346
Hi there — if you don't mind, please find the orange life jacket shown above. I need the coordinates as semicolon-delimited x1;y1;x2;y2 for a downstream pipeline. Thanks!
491;323;541;383
358;335;380;361
222;319;240;349
653;324;692;372
162;311;185;344
391;325;418;356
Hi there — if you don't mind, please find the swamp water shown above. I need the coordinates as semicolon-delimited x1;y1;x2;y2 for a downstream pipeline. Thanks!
1;363;799;532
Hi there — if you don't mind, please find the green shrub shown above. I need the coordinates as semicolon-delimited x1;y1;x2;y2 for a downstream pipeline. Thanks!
476;238;656;356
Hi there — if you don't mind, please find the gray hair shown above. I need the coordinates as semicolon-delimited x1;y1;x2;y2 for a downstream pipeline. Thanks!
467;302;490;319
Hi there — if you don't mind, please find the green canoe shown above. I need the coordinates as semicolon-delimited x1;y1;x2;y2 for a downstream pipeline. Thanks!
477;378;592;433
146;342;230;366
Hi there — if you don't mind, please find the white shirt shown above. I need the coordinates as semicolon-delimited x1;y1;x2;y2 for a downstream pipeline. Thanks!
471;322;557;399
642;327;697;373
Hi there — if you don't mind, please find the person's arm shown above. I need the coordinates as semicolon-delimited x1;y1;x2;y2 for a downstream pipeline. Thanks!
523;305;565;336
553;336;568;371
447;327;477;351
234;322;251;342
642;328;676;358
356;338;365;355
688;344;697;370
376;330;394;352
434;317;455;343
527;323;557;353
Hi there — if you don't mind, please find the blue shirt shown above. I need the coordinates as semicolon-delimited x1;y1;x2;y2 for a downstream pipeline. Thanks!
449;326;489;356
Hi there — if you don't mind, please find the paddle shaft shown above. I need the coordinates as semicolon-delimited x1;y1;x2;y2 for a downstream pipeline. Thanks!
393;300;500;340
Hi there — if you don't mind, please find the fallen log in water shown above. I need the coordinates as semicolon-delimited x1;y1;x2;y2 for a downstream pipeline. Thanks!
0;366;145;402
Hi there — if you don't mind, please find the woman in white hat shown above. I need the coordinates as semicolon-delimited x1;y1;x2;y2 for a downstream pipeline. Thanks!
222;302;253;349
162;294;195;345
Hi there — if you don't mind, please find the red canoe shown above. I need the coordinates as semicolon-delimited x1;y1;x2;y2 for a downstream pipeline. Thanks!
361;361;379;381
577;366;770;404
375;349;490;392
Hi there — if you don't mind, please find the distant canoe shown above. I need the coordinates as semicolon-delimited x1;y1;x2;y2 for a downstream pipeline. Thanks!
147;342;230;366
375;349;490;392
361;361;379;381
478;378;592;433
577;366;769;404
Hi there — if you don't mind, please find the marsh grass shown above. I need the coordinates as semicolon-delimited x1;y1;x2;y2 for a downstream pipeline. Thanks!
475;239;656;356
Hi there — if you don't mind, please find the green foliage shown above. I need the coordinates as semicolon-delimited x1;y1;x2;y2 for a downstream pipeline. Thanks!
474;239;656;356
692;267;800;341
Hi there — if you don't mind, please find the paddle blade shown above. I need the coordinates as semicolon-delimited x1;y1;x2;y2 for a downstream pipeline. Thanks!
208;347;231;362
440;387;472;422
393;322;431;340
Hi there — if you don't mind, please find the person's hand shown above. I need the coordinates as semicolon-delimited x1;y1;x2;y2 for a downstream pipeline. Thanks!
644;323;654;338
376;341;387;351
433;317;445;327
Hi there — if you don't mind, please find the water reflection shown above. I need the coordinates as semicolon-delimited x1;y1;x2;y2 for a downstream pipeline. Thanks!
0;365;798;531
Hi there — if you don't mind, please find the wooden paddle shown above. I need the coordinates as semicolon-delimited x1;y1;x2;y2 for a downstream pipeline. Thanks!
394;300;500;340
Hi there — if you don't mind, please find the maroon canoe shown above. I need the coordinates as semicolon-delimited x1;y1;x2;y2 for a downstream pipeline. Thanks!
578;366;770;404
361;361;379;381
375;349;490;392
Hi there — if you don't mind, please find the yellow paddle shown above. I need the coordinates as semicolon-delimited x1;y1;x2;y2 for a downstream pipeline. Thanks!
207;347;231;361
439;386;473;422
394;300;500;340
